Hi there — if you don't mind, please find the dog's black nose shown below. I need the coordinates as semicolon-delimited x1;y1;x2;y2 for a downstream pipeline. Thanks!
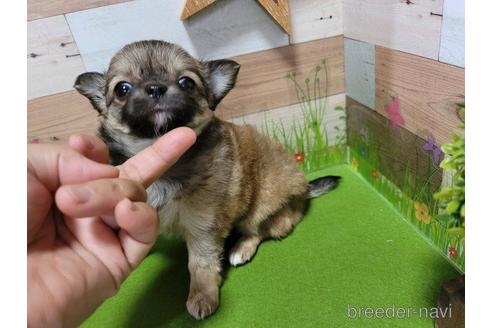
145;84;167;99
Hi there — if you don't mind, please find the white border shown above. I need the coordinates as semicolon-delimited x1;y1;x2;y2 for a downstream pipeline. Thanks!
15;1;488;327
1;1;27;326
467;1;492;327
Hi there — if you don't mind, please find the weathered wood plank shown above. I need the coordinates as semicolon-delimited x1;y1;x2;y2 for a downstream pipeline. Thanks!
227;93;346;146
27;36;344;141
27;0;130;21
28;91;99;143
27;91;346;147
180;0;219;20
344;38;375;109
375;46;464;145
439;0;465;67
257;0;291;34
347;96;443;196
66;0;289;72
344;0;444;60
27;15;86;100
289;0;343;44
218;36;345;119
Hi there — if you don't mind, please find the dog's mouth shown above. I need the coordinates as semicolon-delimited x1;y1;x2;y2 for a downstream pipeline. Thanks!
122;97;198;137
153;105;180;113
149;105;192;134
150;105;185;126
152;110;172;124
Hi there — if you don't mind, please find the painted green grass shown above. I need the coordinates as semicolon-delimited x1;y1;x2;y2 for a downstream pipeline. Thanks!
348;129;464;272
261;59;346;172
81;165;459;328
257;60;464;271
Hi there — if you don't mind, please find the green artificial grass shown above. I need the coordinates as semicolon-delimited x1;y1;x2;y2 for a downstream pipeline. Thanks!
82;164;459;328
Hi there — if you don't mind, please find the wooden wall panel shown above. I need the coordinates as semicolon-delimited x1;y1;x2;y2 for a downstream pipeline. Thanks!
375;46;464;145
27;91;345;145
27;36;344;142
27;15;86;100
439;0;465;67
344;0;444;60
27;0;130;21
27;92;346;146
181;0;219;20
28;91;98;143
218;36;345;119
347;96;443;196
228;93;346;146
257;0;292;34
344;38;375;110
66;0;289;72
288;0;343;44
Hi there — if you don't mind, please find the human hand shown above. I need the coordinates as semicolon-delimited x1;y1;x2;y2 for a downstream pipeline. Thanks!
27;128;196;328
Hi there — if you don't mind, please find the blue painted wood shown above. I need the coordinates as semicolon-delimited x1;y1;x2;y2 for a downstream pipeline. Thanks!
66;0;289;72
439;0;464;67
344;38;375;110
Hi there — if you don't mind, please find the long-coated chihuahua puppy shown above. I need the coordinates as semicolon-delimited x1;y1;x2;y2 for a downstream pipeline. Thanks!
75;40;340;320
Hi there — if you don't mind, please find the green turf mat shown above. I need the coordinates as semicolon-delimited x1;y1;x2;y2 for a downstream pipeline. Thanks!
82;164;459;328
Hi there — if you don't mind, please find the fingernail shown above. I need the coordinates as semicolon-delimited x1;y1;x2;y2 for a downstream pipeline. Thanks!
69;186;92;204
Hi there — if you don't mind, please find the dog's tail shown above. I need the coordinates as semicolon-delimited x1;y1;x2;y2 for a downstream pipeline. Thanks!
307;175;341;199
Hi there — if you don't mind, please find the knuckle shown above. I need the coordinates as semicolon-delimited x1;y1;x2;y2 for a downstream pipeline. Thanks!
121;179;147;201
109;180;122;193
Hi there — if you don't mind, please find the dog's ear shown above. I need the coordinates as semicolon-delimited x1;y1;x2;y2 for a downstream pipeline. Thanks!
74;72;107;113
204;59;240;110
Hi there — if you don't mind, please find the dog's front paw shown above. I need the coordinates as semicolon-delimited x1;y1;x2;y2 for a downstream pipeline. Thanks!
186;289;219;320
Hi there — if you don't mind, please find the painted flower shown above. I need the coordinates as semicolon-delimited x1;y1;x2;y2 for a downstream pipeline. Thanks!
351;158;359;170
30;138;40;144
295;152;305;163
414;201;431;224
423;136;444;166
385;97;405;129
448;246;458;259
371;168;379;179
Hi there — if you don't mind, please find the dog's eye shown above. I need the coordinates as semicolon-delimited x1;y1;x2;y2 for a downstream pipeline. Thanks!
177;76;195;91
114;81;133;99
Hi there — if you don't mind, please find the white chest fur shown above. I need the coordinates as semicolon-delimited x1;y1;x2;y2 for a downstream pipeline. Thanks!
147;178;215;237
157;198;181;235
146;178;182;234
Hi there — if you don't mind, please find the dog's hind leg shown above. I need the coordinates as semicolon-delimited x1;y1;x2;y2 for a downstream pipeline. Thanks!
228;195;306;266
259;195;305;240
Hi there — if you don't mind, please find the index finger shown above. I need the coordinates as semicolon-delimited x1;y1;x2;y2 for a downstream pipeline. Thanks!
118;127;196;188
69;133;110;164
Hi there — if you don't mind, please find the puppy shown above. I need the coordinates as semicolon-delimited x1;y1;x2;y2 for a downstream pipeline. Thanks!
74;40;340;319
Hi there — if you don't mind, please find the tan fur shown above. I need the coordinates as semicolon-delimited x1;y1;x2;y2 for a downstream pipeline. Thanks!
74;40;312;320
145;118;309;319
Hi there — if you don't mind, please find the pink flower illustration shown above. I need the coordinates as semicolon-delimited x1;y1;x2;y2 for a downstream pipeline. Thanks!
385;97;405;129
